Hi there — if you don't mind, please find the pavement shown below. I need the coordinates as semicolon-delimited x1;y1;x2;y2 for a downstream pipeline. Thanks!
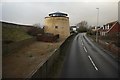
60;33;120;78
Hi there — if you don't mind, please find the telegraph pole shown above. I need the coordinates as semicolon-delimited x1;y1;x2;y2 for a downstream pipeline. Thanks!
96;8;99;42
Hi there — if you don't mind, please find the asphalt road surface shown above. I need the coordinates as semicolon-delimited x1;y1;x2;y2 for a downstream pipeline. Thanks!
60;33;119;78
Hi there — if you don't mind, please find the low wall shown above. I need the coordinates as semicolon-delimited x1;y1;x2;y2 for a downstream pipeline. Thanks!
2;37;36;56
27;48;60;78
27;34;76;79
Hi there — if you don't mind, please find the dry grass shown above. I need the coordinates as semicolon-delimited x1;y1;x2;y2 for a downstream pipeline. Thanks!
3;40;64;78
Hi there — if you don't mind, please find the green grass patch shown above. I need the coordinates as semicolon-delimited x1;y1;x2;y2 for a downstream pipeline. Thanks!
2;24;32;42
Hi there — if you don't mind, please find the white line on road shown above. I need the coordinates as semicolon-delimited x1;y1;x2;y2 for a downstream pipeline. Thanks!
83;47;87;52
81;40;82;42
88;56;98;71
53;49;57;53
82;43;84;45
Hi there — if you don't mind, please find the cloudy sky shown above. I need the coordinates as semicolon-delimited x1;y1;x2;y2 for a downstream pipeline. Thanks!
1;0;119;26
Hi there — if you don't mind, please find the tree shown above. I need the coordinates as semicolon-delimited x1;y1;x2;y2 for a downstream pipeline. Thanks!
76;21;88;28
33;23;41;28
76;21;88;33
27;23;44;36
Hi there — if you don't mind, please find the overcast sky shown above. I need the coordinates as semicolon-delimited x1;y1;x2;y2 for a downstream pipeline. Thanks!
1;0;119;26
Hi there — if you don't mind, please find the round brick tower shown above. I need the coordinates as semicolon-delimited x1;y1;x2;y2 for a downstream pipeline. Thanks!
44;12;70;39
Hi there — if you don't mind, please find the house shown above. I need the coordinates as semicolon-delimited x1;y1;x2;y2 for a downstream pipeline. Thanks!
91;26;101;32
99;27;107;36
91;26;96;31
44;12;70;39
70;26;77;33
99;21;120;36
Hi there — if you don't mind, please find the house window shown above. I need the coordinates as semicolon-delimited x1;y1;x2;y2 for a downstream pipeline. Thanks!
55;26;58;29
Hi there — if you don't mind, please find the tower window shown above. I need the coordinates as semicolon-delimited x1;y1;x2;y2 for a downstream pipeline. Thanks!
55;26;58;29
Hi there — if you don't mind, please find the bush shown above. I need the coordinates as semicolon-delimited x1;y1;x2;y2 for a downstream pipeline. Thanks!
87;30;96;35
77;27;88;33
27;27;44;36
36;33;59;42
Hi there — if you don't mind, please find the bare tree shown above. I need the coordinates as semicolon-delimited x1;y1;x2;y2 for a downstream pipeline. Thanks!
76;21;88;28
27;23;44;36
76;21;88;33
33;23;41;28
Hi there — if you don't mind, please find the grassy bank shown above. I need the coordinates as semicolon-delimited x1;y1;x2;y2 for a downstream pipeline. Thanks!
2;22;32;43
3;26;31;42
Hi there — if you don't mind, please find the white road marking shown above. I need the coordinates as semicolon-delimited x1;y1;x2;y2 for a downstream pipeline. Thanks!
88;56;98;71
53;49;57;53
91;39;94;42
82;43;83;45
81;40;82;42
83;47;87;52
105;42;109;44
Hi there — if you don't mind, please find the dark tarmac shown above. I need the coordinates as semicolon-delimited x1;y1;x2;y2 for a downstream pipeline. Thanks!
60;33;119;78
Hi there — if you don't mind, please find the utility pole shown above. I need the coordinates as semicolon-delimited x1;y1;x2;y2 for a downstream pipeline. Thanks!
96;8;99;42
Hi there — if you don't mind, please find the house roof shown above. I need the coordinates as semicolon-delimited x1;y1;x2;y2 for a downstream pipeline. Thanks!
70;26;76;28
99;21;119;32
106;21;117;26
106;21;120;33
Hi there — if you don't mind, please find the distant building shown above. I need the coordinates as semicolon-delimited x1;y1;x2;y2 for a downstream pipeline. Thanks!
44;12;70;39
91;26;101;32
70;26;77;33
99;21;120;36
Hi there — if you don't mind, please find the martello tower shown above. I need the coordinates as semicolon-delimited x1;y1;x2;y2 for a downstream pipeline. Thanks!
44;12;70;39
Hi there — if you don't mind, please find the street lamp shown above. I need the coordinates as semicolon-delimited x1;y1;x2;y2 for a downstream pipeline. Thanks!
96;8;99;42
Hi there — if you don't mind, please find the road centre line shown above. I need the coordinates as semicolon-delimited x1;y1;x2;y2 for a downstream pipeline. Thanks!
88;56;98;71
53;49;57;53
83;47;87;52
82;42;84;45
81;40;83;43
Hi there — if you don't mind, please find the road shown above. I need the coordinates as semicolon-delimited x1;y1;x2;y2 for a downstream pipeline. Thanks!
60;33;119;78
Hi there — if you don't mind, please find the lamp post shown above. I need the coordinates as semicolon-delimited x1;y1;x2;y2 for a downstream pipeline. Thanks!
96;8;99;42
